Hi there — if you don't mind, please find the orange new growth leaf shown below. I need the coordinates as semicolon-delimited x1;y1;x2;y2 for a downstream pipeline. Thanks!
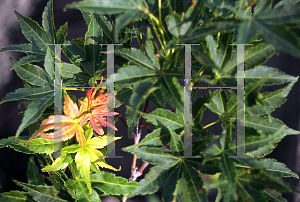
26;79;119;147
79;82;119;136
26;91;86;148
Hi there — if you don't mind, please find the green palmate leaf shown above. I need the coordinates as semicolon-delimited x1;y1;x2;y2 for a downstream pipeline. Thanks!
0;43;46;55
11;54;46;70
203;144;222;163
205;90;226;116
205;35;223;68
255;5;300;23
14;180;70;202
45;48;54;79
42;152;73;172
227;125;295;158
115;87;132;107
160;76;184;114
67;179;100;202
175;178;194;202
0;87;53;104
230;149;298;180
129;78;159;131
95;14;114;43
166;13;182;38
162;166;182;202
16;94;54;137
245;116;300;136
66;0;144;15
56;22;68;44
42;0;56;43
44;176;72;202
234;172;268;202
112;65;157;85
237;19;257;44
191;136;219;156
192;123;215;138
192;44;219;70
75;148;92;193
218;32;234;67
0;137;33;154
263;188;288;202
245;77;270;107
244;66;297;86
27;156;45;185
15;11;52;52
253;20;300;59
182;163;208;202
260;158;299;179
62;39;86;67
81;10;93;25
148;88;165;108
216;3;250;18
83;14;103;77
90;172;138;195
65;0;146;41
182;19;239;43
145;28;160;70
254;0;273;15
187;159;221;175
0;191;35;202
141;108;183;130
246;79;298;116
127;162;177;198
192;94;211;124
114;11;146;41
26;138;56;155
116;47;159;71
167;127;184;156
237;170;300;197
125;104;142;137
61;63;82;78
123;146;180;165
274;0;300;8
238;127;287;157
222;42;276;74
219;152;237;200
13;63;52;87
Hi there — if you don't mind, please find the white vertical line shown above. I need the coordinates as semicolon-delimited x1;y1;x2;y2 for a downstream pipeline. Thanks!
54;44;62;158
106;44;122;158
229;44;252;158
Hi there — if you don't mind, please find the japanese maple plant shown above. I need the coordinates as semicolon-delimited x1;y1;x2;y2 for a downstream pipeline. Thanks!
1;0;300;201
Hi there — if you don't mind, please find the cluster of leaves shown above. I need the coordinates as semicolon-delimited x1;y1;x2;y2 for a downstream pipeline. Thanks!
1;0;300;201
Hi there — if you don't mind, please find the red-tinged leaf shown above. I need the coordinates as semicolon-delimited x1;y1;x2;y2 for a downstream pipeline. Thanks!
93;114;118;131
89;115;104;135
26;91;86;148
78;87;119;135
39;115;74;127
40;123;78;141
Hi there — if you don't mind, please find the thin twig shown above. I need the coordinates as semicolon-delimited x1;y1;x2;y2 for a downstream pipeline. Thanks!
122;99;151;202
115;110;128;128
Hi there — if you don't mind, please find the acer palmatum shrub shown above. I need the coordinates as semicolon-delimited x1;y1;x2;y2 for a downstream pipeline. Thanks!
1;0;300;201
